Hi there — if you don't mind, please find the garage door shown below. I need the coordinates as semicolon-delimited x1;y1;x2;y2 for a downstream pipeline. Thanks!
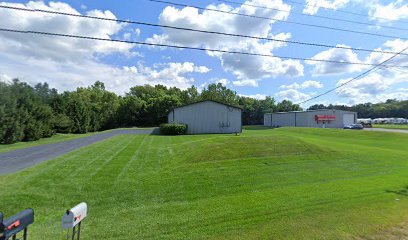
343;113;355;126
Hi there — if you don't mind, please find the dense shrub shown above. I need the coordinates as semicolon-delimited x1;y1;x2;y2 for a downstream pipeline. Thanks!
160;123;188;135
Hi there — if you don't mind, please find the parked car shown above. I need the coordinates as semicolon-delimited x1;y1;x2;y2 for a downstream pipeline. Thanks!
344;124;364;130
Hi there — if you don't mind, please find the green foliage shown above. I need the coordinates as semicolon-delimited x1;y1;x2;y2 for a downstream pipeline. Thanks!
160;123;188;135
0;80;55;143
1;80;304;144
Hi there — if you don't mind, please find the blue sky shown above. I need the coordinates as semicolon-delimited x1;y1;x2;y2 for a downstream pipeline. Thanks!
0;0;407;107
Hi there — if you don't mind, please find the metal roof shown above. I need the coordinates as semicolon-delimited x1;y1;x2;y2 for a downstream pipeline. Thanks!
265;109;357;114
171;100;243;111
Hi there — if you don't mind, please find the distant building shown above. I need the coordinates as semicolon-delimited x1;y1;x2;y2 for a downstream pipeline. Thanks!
168;100;242;134
264;109;357;128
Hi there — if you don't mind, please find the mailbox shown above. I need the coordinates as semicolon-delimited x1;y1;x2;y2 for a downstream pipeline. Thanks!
62;202;87;229
62;203;87;240
3;209;34;240
0;212;4;240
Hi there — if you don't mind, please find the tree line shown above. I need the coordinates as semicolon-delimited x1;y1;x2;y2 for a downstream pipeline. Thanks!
308;99;408;119
0;79;301;144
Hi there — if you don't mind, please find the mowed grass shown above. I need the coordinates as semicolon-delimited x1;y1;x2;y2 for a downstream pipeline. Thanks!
0;128;408;239
373;124;408;130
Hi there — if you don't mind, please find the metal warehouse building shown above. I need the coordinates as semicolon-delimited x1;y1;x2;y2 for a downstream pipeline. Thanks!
264;109;357;128
168;100;242;134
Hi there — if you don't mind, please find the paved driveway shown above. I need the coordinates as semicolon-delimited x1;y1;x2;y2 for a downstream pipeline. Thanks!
363;128;408;134
0;129;156;175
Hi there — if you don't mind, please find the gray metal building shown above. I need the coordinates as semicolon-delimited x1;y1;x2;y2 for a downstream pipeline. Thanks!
264;109;357;128
168;100;242;134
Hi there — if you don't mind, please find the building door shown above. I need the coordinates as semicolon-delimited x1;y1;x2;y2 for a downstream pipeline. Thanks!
343;114;355;126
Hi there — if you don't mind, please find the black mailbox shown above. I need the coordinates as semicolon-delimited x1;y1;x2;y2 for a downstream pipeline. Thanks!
0;212;4;240
3;209;34;240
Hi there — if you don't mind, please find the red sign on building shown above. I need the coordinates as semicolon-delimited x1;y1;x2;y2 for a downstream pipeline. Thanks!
315;115;336;122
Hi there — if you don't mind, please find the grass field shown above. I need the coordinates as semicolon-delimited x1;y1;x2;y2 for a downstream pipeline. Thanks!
0;128;408;239
373;124;408;130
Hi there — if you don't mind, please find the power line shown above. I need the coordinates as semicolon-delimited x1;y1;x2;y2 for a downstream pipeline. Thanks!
218;0;408;32
148;0;408;40
1;27;407;68
1;5;407;57
297;46;408;105
283;0;408;24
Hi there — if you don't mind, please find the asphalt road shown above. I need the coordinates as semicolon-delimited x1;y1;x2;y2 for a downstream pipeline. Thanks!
0;129;156;175
363;128;408;134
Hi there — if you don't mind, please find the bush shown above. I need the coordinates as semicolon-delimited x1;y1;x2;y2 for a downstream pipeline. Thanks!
160;123;188;135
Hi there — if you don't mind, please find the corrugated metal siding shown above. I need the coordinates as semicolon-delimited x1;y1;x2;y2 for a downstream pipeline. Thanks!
168;101;242;134
264;110;357;128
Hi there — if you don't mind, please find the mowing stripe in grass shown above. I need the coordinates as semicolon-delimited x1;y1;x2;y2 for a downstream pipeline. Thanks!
88;135;138;178
114;135;148;182
69;136;131;179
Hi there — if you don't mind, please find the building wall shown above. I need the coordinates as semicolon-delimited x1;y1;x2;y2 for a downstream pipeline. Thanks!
264;110;357;128
168;101;242;134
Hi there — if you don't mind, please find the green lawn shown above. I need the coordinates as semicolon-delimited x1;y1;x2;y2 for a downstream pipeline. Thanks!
0;128;408;239
373;124;408;130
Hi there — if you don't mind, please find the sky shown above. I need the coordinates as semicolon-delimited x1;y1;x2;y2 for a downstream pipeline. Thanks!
0;0;407;108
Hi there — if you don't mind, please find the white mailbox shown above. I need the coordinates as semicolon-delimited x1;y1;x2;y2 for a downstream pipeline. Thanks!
62;202;87;229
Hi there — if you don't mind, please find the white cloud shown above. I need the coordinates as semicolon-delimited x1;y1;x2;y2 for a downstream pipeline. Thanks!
238;93;267;100
0;1;135;61
335;68;408;104
280;80;324;89
275;89;311;102
0;2;210;93
368;0;408;22
0;73;13;84
215;78;230;86
306;39;408;77
306;44;363;76
146;0;304;86
303;0;350;15
232;79;259;87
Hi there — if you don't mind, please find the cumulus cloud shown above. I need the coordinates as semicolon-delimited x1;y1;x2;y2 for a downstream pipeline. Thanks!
123;62;210;90
306;45;363;76
303;0;350;15
215;78;230;86
280;80;324;89
368;0;408;22
0;1;210;93
275;89;311;102
232;79;259;87
238;93;267;100
335;68;408;104
146;0;304;86
0;1;135;61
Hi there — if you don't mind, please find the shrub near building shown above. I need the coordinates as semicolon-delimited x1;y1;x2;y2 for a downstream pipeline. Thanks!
160;123;188;135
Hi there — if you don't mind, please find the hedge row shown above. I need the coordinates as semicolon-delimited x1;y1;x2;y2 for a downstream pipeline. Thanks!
159;123;188;135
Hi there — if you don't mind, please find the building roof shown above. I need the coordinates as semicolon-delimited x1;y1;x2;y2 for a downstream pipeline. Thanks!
265;109;357;114
171;100;243;111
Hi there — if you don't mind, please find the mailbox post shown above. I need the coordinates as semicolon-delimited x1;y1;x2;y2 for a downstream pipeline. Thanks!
62;203;87;240
0;212;4;240
2;209;34;240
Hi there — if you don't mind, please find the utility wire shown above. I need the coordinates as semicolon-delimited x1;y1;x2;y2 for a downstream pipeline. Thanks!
297;46;408;105
218;0;408;32
1;27;407;68
1;5;407;57
283;0;408;24
148;0;407;40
